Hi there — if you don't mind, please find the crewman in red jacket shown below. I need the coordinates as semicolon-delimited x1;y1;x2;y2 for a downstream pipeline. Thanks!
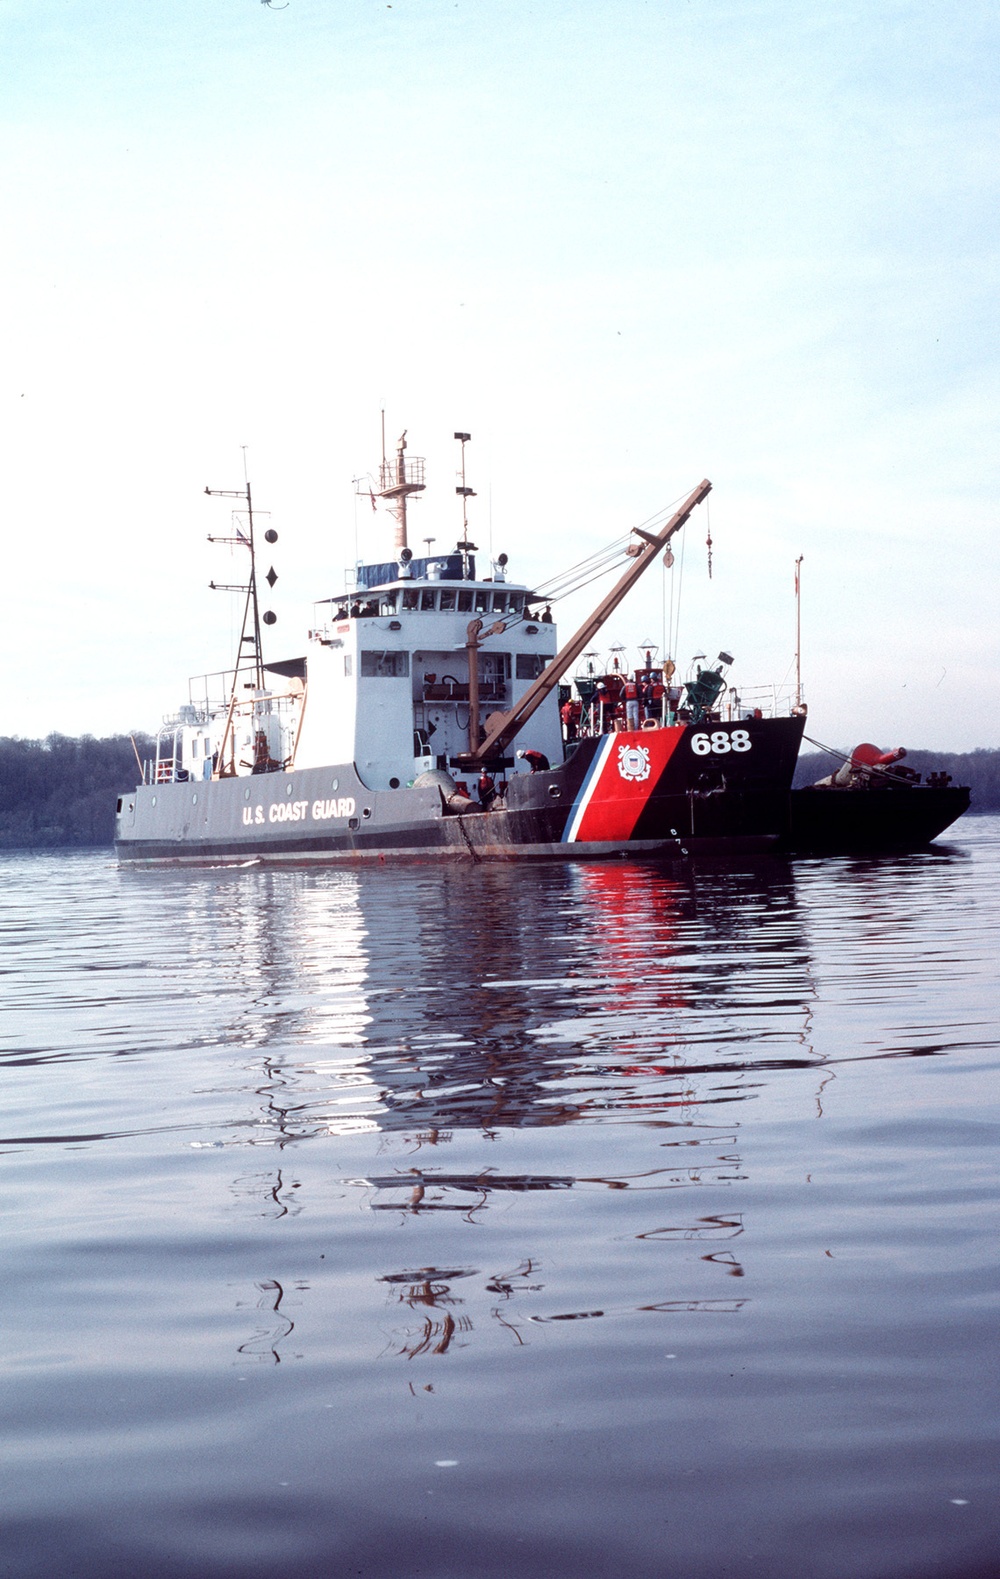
517;748;550;773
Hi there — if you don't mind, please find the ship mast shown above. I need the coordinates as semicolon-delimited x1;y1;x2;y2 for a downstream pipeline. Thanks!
794;555;804;709
377;420;425;553
454;431;477;579
206;469;279;776
206;479;265;690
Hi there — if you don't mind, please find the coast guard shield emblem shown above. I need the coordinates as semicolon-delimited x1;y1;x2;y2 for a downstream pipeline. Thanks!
617;743;651;782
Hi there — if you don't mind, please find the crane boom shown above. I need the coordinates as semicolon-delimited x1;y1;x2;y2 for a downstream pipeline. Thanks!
464;477;712;765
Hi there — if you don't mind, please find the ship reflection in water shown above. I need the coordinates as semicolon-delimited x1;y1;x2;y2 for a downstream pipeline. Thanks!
6;835;997;1579
203;855;820;1136
145;843;990;1385
183;856;833;1362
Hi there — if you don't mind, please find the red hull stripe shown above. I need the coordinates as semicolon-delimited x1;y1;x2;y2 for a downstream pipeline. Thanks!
562;729;687;843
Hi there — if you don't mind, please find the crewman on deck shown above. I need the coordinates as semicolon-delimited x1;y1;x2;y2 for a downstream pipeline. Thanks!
639;675;654;722
517;748;550;773
594;681;609;733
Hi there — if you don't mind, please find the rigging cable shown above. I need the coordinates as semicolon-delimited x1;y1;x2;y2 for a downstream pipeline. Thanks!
528;488;699;605
530;535;634;602
472;491;703;669
802;735;851;762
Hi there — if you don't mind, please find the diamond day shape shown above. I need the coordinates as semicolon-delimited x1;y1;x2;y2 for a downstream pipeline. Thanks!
266;566;278;588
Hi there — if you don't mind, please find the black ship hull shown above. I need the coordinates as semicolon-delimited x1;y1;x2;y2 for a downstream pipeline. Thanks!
783;783;971;854
116;716;806;865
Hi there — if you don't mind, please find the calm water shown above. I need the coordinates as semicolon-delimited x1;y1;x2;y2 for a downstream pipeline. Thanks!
2;822;999;1578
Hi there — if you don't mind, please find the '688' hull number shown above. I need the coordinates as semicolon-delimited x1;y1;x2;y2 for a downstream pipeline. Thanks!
690;729;752;756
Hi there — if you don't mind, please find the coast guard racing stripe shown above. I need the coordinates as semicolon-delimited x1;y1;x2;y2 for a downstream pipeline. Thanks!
562;729;686;843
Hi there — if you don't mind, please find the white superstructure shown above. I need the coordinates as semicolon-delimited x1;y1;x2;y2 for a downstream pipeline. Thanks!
141;446;564;794
296;561;562;788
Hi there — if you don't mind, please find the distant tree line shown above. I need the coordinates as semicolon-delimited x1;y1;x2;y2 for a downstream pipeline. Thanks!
0;733;996;849
0;734;153;849
794;747;1000;809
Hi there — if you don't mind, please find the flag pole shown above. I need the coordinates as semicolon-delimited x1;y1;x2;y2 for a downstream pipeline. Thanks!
794;555;804;708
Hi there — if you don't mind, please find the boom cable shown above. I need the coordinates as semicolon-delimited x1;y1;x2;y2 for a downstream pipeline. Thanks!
527;489;701;607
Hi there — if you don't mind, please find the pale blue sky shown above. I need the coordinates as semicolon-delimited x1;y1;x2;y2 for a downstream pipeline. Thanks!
3;0;997;750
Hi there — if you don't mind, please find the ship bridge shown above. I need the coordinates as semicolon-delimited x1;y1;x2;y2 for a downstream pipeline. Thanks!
295;550;562;792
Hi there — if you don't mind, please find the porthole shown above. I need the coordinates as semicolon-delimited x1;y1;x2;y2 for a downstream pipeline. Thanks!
330;777;339;792
389;777;400;789
192;793;198;805
362;807;372;820
151;795;157;807
286;782;294;796
244;787;251;801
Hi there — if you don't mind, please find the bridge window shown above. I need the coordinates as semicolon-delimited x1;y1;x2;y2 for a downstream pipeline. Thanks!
516;653;546;680
481;652;510;683
361;650;410;678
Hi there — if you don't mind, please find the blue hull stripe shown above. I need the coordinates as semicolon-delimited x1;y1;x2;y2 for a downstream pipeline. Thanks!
561;736;616;843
